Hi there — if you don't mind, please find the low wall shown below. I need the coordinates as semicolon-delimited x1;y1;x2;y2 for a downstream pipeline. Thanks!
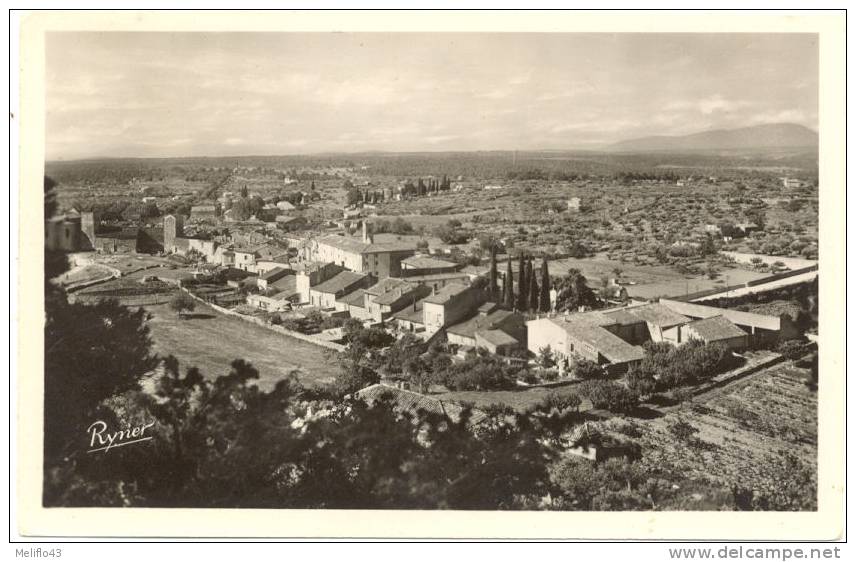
680;264;819;302
744;265;818;287
65;272;119;293
182;288;346;353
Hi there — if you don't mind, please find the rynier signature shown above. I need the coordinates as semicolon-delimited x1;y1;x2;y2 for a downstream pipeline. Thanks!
87;420;155;453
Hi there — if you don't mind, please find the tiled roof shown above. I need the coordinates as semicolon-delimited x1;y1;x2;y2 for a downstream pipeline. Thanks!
317;234;416;255
233;247;261;255
401;255;459;269
311;271;368;295
660;298;782;331
336;289;367;307
423;282;470;305
372;284;431;307
601;308;643;325
546;314;644;364
685;315;747;341
259;267;288;281
614;303;690;327
402;272;471;283
391;298;425;323
365;277;410;296
475;329;519;348
269;275;297;293
459;264;490;276
270;288;299;301
355;384;488;426
447;309;519;339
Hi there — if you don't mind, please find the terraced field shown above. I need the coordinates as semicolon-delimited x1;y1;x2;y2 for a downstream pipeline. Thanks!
638;362;817;496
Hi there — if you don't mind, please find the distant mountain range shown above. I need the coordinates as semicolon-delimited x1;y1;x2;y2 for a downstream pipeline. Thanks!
607;123;818;153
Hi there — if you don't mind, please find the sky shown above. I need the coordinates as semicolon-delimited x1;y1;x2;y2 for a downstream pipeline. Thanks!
46;32;818;160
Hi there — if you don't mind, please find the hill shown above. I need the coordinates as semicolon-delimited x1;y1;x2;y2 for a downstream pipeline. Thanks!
607;123;818;153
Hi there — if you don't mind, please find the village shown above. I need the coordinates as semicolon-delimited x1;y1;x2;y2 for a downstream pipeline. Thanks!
46;160;818;477
25;17;841;541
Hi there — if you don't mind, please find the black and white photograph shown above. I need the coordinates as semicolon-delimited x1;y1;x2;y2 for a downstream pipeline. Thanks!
12;8;847;542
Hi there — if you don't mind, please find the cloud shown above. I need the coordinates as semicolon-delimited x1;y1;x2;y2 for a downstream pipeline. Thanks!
44;32;819;158
747;109;812;126
698;95;750;115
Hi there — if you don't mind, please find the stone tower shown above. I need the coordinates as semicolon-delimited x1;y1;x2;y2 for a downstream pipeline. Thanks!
163;214;184;253
80;211;98;250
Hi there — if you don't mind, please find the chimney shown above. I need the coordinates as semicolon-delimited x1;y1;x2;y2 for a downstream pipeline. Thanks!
361;221;373;243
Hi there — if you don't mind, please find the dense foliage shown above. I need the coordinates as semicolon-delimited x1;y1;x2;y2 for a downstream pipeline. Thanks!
625;340;740;394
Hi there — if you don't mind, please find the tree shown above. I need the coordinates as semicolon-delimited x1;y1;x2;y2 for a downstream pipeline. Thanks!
478;233;501;253
488;246;499;301
573;359;604;380
384;333;426;376
539;258;551;312
169;292;196;318
776;339;811;361
503;258;514;309
345;187;361;207
248;195;265;217
231;197;252;221
538;345;556;369
699;234;717;257
440;352;518;391
331;361;381;397
528;267;540;312
625;365;657;397
579;380;639;413
435;223;468;245
44;297;158;468
516;254;528;311
240;185;248;198
554;269;598;312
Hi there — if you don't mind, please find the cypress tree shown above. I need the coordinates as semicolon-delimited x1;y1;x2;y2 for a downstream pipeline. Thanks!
488;246;498;300
528;266;540;312
504;258;514;310
539;258;551;312
516;254;527;311
525;257;533;292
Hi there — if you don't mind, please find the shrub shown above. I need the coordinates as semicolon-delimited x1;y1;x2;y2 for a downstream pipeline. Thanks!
579;380;639;413
539;391;582;413
667;418;699;442
573;359;604;380
169;292;196;318
776;339;811;361
440;354;518;391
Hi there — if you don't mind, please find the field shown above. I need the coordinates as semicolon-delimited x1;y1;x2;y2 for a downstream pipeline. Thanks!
638;361;817;494
433;383;594;413
549;255;769;299
84;253;175;275
144;302;337;390
56;263;115;287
